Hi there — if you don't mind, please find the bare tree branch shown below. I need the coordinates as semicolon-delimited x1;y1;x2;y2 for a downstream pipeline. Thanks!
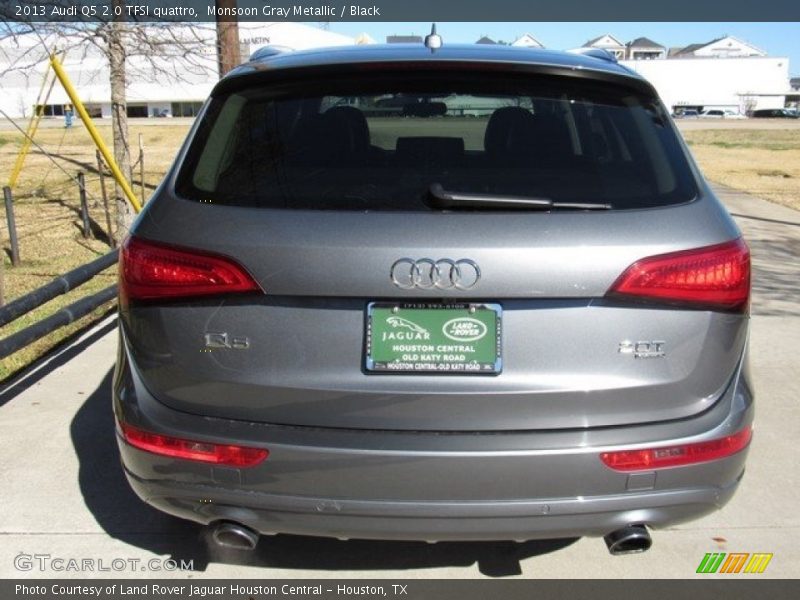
1;3;219;240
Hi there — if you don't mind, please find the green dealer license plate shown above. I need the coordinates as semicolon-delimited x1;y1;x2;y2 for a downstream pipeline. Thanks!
366;303;502;374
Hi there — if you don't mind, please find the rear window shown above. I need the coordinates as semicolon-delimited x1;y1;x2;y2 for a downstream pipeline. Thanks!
176;72;697;210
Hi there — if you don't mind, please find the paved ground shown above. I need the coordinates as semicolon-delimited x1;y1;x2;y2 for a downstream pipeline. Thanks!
0;185;798;579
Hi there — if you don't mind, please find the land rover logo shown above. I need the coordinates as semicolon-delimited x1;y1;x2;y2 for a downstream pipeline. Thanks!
442;317;487;342
390;258;481;290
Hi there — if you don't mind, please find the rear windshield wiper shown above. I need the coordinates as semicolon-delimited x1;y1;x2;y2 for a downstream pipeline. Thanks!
427;183;612;211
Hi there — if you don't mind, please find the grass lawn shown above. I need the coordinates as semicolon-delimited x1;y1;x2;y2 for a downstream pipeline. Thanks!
0;118;797;380
680;127;800;211
0;122;187;380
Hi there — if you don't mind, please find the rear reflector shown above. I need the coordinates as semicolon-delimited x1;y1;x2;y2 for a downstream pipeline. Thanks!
120;236;260;301
600;426;752;472
119;422;269;467
607;238;750;312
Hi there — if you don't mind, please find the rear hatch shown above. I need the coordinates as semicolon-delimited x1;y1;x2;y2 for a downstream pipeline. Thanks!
120;63;749;432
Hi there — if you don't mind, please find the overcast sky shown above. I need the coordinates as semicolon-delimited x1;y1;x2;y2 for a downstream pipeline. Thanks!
328;22;800;76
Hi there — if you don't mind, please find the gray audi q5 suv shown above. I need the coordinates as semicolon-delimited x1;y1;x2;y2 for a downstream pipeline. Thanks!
114;43;752;555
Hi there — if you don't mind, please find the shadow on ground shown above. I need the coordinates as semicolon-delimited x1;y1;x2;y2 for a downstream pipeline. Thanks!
70;368;577;577
716;185;800;318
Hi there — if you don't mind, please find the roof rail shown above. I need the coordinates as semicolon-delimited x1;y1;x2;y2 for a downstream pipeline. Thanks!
249;45;292;62
566;48;619;63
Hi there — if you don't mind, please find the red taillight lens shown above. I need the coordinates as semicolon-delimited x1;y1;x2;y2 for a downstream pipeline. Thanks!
607;238;750;312
600;426;752;472
120;236;260;301
119;422;269;467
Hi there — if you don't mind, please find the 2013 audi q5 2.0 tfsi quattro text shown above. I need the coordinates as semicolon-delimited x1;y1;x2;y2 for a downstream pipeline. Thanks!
114;41;753;555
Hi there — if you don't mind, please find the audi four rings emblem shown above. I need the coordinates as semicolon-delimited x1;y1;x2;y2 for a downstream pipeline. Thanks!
390;258;481;290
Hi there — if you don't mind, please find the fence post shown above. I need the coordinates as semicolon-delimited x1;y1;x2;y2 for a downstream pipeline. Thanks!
138;133;146;205
77;171;91;239
96;151;115;248
3;186;21;267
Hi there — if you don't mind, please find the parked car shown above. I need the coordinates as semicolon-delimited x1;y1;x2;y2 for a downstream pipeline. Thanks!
673;108;699;118
752;108;798;118
115;43;753;555
699;109;746;119
723;110;747;120
699;109;725;118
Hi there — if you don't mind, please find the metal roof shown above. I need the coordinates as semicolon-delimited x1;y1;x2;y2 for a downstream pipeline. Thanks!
627;37;665;49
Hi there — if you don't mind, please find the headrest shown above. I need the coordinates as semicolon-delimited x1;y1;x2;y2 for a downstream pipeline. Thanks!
484;106;536;155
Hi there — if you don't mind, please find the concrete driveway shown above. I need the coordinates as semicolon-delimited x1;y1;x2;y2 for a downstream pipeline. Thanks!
0;185;798;579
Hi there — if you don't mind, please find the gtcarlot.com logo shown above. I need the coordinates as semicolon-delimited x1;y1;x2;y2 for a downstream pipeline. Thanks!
14;553;193;572
696;552;773;574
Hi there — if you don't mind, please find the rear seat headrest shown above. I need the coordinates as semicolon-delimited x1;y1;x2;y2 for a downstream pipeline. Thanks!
484;106;536;155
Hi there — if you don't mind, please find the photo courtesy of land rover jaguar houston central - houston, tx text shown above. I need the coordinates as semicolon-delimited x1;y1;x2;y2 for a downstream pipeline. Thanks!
114;35;753;556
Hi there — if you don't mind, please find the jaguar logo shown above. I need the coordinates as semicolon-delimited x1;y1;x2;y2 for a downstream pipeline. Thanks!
382;316;431;341
386;316;429;335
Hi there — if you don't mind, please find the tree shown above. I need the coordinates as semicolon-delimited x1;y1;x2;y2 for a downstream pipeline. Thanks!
16;94;28;119
739;94;758;117
215;0;241;77
0;2;215;242
109;0;134;240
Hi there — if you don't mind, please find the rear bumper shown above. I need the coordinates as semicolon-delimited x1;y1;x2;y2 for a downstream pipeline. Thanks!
114;331;754;542
122;467;743;542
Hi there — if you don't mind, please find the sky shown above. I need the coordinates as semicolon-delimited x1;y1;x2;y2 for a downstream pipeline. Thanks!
328;22;800;76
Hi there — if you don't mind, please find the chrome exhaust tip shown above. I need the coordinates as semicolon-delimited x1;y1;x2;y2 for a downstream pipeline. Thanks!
604;524;652;555
210;521;259;551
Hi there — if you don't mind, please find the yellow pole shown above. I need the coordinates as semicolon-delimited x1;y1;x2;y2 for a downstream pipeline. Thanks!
8;58;56;188
49;54;141;213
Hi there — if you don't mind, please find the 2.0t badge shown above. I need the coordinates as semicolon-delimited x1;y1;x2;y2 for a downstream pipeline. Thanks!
619;340;666;359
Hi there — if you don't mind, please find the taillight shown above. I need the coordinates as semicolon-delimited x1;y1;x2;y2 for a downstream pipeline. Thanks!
600;426;752;472
119;236;260;301
119;422;269;467
607;238;750;312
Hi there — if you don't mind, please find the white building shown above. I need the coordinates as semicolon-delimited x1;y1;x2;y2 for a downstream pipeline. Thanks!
622;56;790;113
0;23;355;119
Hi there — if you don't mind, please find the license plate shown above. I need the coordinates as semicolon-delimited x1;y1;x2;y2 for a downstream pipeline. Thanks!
365;303;502;374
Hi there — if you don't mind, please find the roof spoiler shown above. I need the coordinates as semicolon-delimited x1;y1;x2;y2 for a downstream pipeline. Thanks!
566;48;618;63
249;45;293;62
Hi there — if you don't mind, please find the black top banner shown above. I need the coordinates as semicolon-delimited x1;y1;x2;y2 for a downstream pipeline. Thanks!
3;0;800;23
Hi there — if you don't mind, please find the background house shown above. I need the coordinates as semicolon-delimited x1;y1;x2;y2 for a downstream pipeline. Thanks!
511;34;545;49
626;37;666;60
582;34;626;60
670;36;767;58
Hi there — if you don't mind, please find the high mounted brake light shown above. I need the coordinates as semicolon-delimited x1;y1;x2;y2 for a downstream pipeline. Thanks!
119;236;261;302
607;238;750;312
